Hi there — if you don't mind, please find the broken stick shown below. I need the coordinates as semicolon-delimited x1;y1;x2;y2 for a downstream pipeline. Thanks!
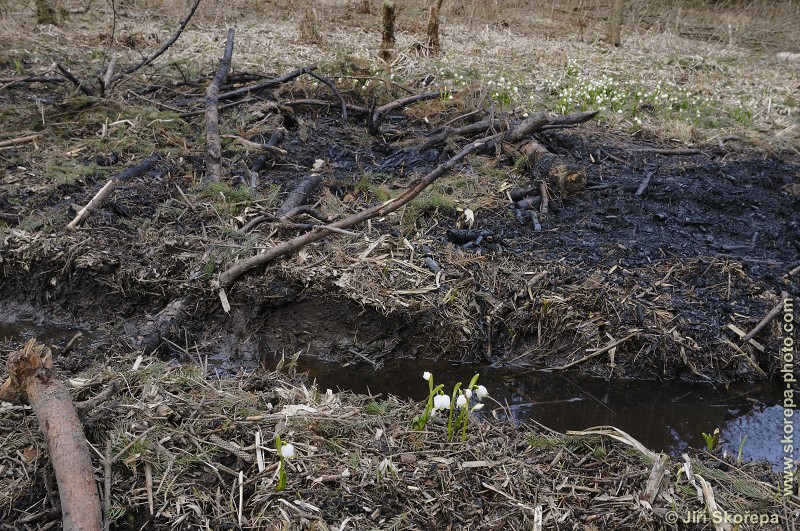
203;28;236;184
0;339;102;530
67;154;160;229
743;291;789;342
112;0;203;84
368;90;456;135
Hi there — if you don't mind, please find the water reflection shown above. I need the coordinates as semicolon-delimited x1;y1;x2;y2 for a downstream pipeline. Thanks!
286;356;793;471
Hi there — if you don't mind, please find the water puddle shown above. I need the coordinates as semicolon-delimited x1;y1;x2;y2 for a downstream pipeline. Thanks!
285;356;790;471
0;321;90;350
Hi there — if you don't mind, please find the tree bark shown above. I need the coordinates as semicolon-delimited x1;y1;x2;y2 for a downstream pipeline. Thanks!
426;0;446;53
380;1;396;62
0;339;102;531
606;0;625;47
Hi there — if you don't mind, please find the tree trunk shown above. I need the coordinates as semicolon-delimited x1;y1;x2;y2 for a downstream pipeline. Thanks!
380;1;396;62
426;0;445;53
606;0;624;47
36;0;59;24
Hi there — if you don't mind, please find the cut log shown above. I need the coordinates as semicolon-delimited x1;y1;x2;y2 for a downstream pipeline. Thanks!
517;137;587;194
0;339;102;531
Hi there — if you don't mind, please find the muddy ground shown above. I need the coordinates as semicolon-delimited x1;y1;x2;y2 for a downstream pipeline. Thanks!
1;2;799;529
1;90;797;383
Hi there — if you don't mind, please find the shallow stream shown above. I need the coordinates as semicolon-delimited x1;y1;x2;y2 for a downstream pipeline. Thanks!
286;356;789;470
1;320;789;471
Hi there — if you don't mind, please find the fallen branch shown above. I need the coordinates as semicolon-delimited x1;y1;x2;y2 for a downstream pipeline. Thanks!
307;71;348;122
629;147;701;156
0;133;40;149
56;63;95;97
217;130;504;287
224;134;288;156
67;154;160;229
368;90;454;135
418;116;503;152
111;0;203;84
554;332;638;370
284;98;369;115
743;291;788;342
217;65;318;102
251;128;286;174
0;339;102;531
203;28;236;184
99;56;116;96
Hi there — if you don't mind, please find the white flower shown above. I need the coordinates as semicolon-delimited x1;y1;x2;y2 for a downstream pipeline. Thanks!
280;443;295;459
423;371;432;381
456;394;467;408
472;403;484;411
464;388;472;399
433;393;451;410
378;458;396;476
475;385;489;399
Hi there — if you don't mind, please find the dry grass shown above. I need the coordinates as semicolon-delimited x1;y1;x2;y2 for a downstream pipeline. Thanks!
1;345;795;529
1;0;797;151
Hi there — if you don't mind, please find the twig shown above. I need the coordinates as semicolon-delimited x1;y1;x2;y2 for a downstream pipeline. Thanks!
203;28;236;184
179;97;255;118
555;332;638;370
307;71;347;122
419;116;503;152
56;63;95;96
279;205;333;223
539;181;549;215
75;381;119;418
368;90;455;135
217;65;318;102
67;154;160;229
0;75;63;92
283;98;369;115
743;292;788;342
0;134;40;149
630;147;701;156
100;56;116;96
223;134;288;156
111;0;203;83
251;128;286;174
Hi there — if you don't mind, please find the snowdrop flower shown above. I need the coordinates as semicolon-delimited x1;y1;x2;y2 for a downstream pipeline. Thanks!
378;458;396;476
475;385;489;399
280;443;295;459
456;393;467;408
423;371;432;381
464;388;472;399
472;403;485;411
433;393;451;410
